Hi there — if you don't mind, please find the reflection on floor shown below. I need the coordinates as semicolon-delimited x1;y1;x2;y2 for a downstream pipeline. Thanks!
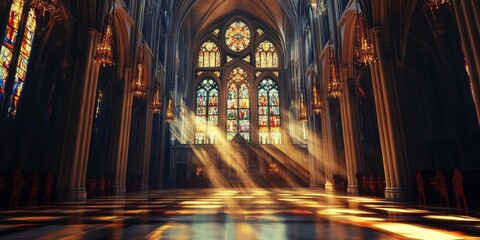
0;189;479;239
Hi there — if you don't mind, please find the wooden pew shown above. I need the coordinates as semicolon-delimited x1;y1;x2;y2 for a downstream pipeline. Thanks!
28;172;40;206
430;170;449;207
416;172;426;207
43;172;53;205
9;170;24;208
452;169;468;213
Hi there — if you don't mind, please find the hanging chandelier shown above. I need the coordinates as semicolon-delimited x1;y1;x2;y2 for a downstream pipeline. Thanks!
151;84;162;114
356;12;375;65
30;0;59;17
327;45;342;98
425;0;451;11
94;13;115;67
132;59;146;97
312;81;322;114
299;94;308;122
165;98;175;122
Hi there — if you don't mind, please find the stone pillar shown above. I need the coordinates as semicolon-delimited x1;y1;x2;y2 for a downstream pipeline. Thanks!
115;68;134;195
140;97;154;191
322;100;337;191
339;66;362;194
56;29;101;201
308;113;323;188
453;0;480;125
369;27;412;201
105;67;133;195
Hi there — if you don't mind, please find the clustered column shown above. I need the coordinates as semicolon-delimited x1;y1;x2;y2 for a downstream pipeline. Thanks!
339;66;362;194
57;29;101;201
453;0;480;125
107;67;134;195
369;27;412;201
322;100;337;191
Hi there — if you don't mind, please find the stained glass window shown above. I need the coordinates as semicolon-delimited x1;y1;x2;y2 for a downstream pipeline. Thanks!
198;40;221;68
258;78;281;144
255;40;278;68
8;8;36;118
225;21;250;52
1;0;25;104
227;67;250;142
195;78;219;144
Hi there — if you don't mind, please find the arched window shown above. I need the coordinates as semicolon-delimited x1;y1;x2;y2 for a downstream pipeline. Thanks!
227;67;250;142
258;78;281;144
194;19;282;145
195;78;219;144
255;40;278;68
0;0;37;118
198;40;221;68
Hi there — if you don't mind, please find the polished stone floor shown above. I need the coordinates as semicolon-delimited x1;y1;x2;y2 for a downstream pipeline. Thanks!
0;188;479;239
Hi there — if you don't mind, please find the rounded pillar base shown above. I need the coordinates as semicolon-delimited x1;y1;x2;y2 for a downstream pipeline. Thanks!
57;187;87;202
114;185;126;195
347;185;359;195
384;187;413;202
325;182;335;192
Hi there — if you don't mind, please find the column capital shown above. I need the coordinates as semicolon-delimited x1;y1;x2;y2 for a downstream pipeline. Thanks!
371;26;383;34
85;28;101;37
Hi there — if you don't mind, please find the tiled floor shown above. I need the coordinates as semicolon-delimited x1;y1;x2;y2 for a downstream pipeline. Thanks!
0;188;479;239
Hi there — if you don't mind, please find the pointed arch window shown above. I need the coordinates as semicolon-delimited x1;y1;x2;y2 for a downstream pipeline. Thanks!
227;67;250;142
198;40;221;68
0;0;37;118
258;78;281;144
195;78;219;144
255;40;278;68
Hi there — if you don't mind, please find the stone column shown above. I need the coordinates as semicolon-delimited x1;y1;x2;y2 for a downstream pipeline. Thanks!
115;68;134;195
308;112;323;188
322;100;337;191
339;66;362;194
453;0;480;125
140;97;154;191
56;29;101;201
105;67;134;195
369;27;412;201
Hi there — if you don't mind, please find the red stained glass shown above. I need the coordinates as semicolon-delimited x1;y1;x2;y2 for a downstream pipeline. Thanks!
4;0;24;47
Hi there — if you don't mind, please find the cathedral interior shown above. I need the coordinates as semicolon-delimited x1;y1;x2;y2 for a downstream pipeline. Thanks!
0;0;480;239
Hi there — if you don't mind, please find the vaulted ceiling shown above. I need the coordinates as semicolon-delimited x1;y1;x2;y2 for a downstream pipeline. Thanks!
172;0;304;41
189;0;285;34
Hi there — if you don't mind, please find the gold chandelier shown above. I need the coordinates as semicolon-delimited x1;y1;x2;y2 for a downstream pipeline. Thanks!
132;61;146;97
94;13;115;67
165;98;175;122
132;46;146;97
30;0;59;17
299;94;308;122
151;84;162;114
312;81;322;114
356;12;375;65
425;0;451;11
327;45;342;98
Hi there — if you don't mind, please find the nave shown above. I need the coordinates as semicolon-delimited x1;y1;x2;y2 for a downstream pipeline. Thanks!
0;188;479;239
